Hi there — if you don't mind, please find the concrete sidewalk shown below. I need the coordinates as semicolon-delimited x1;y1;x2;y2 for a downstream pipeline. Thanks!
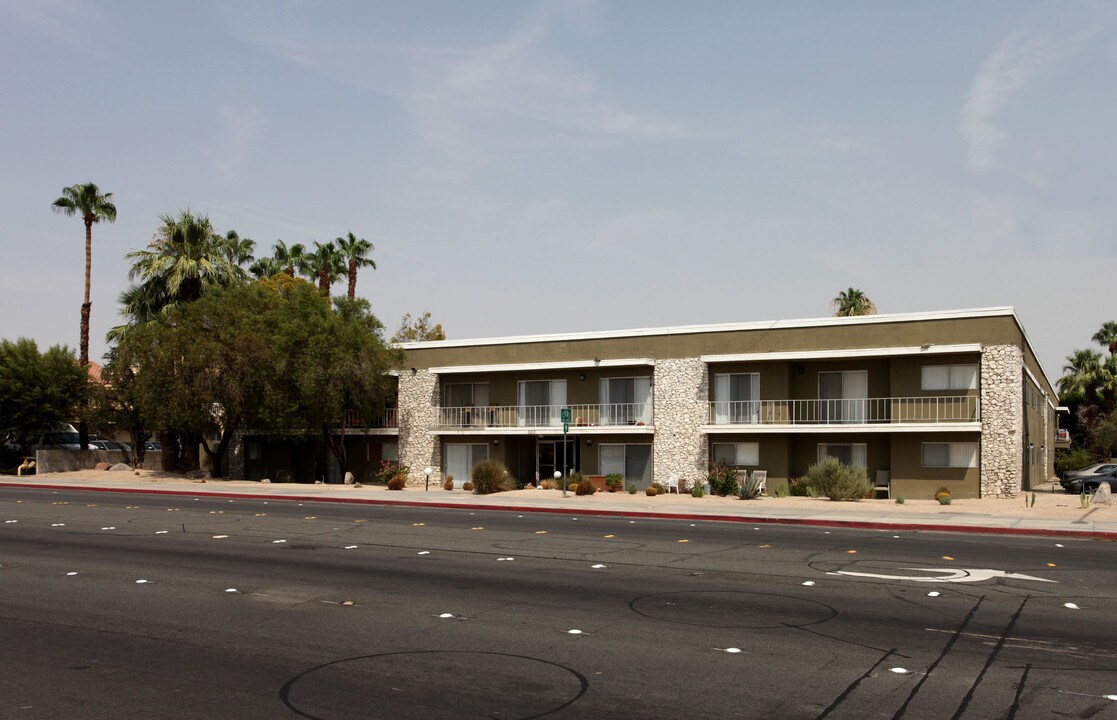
2;470;1116;540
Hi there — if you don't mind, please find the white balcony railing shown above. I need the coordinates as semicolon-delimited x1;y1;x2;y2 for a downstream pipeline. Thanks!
342;408;399;428
708;396;979;425
438;403;651;429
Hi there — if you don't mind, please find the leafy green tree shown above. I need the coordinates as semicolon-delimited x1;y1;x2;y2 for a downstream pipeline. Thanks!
51;182;117;369
830;288;877;317
220;229;255;271
118;281;400;477
1058;348;1104;406
0;339;88;455
335;231;376;300
392;312;446;342
304;240;346;295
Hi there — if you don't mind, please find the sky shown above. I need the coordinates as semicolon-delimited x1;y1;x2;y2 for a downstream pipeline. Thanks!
1;0;1114;384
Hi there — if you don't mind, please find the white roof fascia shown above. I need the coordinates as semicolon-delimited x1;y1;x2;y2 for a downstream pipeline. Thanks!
428;358;655;375
700;343;982;364
396;307;1016;350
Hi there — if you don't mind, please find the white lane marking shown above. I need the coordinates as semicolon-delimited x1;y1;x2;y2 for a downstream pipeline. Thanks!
928;591;941;597
66;572;78;576
344;545;358;549
827;568;1056;584
51;523;65;527
417;551;430;555
135;579;150;584
591;564;606;569
567;629;582;635
1065;602;1080;610
226;588;238;593
439;613;453;618
212;535;228;539
724;647;742;653
155;530;168;534
802;581;815;586
272;539;287;544
5;520;18;523
890;668;910;674
101;526;116;530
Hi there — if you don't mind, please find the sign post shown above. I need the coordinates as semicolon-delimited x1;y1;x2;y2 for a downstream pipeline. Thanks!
560;408;572;494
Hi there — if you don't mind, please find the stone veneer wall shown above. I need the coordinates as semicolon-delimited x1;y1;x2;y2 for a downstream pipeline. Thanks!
652;359;709;489
980;344;1023;498
398;370;440;487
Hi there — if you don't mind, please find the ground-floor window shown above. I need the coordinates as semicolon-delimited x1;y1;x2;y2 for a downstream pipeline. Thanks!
921;442;978;468
712;442;759;466
599;443;652;486
367;441;398;462
444;443;489;486
817;443;866;468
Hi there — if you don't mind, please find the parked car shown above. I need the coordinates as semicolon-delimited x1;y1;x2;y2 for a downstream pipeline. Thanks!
1060;463;1117;492
1062;468;1117;495
87;438;130;452
145;440;161;451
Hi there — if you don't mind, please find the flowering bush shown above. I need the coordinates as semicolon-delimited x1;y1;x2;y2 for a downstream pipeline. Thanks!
374;460;408;485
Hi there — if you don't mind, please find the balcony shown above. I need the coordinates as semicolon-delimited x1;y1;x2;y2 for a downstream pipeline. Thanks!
707;396;980;426
438;403;651;430
341;408;399;429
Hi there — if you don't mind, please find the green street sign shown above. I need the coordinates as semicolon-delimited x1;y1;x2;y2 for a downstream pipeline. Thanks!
563;422;569;433
560;408;572;423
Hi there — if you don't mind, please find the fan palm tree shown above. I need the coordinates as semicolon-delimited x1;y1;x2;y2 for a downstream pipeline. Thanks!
1093;322;1117;357
271;240;306;278
830;288;878;317
51;182;117;367
305;240;346;296
248;256;283;279
124;210;247;305
220;230;255;271
335;231;376;300
1058;348;1104;405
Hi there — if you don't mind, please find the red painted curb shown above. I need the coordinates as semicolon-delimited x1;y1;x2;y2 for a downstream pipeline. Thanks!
3;481;1115;541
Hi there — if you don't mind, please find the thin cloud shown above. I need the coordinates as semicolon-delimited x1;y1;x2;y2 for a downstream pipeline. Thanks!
209;102;263;181
959;30;1059;171
0;0;109;60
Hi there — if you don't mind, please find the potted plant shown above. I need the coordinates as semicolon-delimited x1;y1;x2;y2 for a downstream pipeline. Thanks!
605;473;624;492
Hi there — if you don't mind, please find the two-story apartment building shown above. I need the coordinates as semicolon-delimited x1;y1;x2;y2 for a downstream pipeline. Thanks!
240;307;1057;499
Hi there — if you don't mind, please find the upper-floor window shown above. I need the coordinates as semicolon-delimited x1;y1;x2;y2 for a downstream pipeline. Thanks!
819;370;867;423
518;380;566;426
443;382;489;407
713;373;759;424
599;377;652;424
921;365;977;391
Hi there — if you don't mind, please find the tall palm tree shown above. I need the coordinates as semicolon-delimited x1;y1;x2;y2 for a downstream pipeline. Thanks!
305;240;346;295
335;231;376;300
830;288;878;317
1093;322;1117;357
271;240;306;278
124;210;247;305
51;182;117;368
1058;348;1104;405
248;256;283;279
220;230;255;272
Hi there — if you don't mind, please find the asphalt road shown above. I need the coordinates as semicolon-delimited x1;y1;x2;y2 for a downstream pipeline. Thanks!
1;487;1116;719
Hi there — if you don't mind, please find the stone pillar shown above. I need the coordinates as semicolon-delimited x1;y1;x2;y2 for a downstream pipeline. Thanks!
980;345;1023;498
398;370;440;487
652;358;708;489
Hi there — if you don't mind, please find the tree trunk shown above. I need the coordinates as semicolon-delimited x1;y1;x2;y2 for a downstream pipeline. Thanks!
179;432;200;472
79;219;93;450
130;427;149;468
200;427;234;479
348;259;356;300
319;265;329;295
324;426;348;481
159;430;179;471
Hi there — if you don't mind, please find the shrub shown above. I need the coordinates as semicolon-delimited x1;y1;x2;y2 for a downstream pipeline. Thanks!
575;476;596;495
627;484;637;494
374;460;408;485
788;476;817;497
569;471;585;490
690;483;705;497
387;475;406;491
707;462;740;497
650;481;668;495
804;457;872;502
738;472;763;500
939;496;952;505
470;459;514;495
895;496;905;504
934;486;951;502
771;484;789;498
646;485;658;496
462;481;473;492
539;478;556;490
1055;447;1095;476
605;473;624;490
443;477;454;491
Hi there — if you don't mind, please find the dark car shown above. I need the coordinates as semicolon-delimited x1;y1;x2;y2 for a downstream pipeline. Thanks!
1062;468;1117;495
